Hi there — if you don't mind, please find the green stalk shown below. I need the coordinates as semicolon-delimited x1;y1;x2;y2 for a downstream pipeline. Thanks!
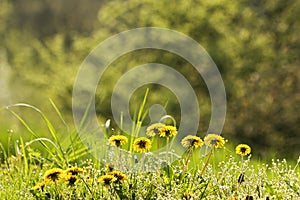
136;88;149;125
19;137;28;176
7;109;60;163
129;88;149;152
120;111;123;130
184;148;193;170
49;98;69;133
199;147;214;177
166;137;169;164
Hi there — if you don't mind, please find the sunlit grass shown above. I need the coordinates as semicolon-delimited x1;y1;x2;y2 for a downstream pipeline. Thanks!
0;100;299;199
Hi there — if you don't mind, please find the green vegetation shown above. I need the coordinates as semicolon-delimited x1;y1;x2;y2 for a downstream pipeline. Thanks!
0;103;299;199
0;1;300;198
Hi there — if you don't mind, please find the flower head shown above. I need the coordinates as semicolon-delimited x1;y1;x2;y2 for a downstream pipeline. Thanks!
64;175;78;186
183;190;193;199
65;166;84;175
106;162;115;172
109;135;128;147
133;137;151;153
235;144;251;156
181;135;203;149
159;125;177;138
108;170;127;182
204;133;225;148
99;174;117;186
43;168;64;183
146;123;165;137
32;182;46;191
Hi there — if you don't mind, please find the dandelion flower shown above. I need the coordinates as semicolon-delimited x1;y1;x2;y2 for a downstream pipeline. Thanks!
32;182;46;191
43;168;64;183
146;123;165;137
159;125;177;138
65;175;78;186
65;166;84;175
108;170;127;182
235;144;251;156
133;137;151;153
204;133;225;148
99;174;117;186
181;135;203;149
183;190;193;199
106;162;115;172
109;135;128;147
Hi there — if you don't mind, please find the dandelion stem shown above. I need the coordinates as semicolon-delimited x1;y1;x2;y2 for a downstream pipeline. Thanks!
80;176;94;196
184;149;193;169
166;137;169;164
200;147;214;177
54;181;64;199
140;153;145;172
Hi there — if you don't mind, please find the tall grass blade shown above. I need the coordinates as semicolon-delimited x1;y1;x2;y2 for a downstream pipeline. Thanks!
49;98;70;133
78;96;93;132
19;137;28;175
5;104;65;166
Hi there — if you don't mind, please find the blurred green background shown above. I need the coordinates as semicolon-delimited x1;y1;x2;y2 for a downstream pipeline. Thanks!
0;0;299;159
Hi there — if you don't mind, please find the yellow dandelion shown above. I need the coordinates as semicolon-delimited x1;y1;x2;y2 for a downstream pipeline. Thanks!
65;166;84;175
99;174;117;186
159;125;177;138
64;174;78;186
43;168;64;183
235;144;251;156
108;170;127;182
183;190;193;199
181;135;203;149
106;162;115;172
204;133;225;148
226;197;238;200
32;182;46;191
146;123;165;137
133;137;151;153
109;135;128;147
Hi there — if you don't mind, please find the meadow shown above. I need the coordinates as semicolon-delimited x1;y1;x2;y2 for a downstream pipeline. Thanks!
1;1;300;199
0;102;299;200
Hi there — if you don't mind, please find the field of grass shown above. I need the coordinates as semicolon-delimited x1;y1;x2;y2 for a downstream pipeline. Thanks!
0;102;299;199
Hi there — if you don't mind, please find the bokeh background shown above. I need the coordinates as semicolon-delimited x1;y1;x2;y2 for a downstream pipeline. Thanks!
0;0;299;159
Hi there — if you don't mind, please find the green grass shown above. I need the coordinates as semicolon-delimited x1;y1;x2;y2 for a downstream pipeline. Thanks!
0;101;299;199
0;143;299;199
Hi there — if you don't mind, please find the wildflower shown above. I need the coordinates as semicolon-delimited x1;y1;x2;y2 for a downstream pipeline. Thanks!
146;123;165;137
106;162;115;172
32;182;46;191
133;137;151;153
183;190;193;199
181;135;203;149
235;144;251;156
226;197;238;200
43;168;64;183
65;166;84;175
108;135;128;147
65;175;78;186
108;170;127;182
159;125;177;138
99;174;117;186
204;133;225;148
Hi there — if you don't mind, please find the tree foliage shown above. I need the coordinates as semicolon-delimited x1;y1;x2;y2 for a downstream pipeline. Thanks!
1;0;299;158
